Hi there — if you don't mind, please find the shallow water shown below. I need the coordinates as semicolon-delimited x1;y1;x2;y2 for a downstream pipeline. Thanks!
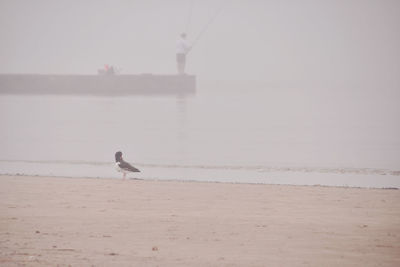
0;82;399;188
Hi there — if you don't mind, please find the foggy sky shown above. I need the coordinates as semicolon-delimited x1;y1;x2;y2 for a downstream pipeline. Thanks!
1;0;399;87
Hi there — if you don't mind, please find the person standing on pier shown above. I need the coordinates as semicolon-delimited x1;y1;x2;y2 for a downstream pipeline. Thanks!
176;33;191;75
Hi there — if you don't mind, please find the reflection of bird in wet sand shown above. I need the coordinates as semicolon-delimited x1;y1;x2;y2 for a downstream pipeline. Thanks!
115;151;140;179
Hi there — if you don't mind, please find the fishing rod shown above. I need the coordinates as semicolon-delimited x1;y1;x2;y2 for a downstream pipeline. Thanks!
188;0;229;52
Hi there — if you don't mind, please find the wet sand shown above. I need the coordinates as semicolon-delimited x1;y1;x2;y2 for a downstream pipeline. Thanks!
0;175;399;266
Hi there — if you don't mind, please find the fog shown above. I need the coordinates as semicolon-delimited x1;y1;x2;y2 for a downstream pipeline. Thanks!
1;0;399;87
1;0;400;187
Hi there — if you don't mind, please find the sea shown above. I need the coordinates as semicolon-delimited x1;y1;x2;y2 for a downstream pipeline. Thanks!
1;81;399;188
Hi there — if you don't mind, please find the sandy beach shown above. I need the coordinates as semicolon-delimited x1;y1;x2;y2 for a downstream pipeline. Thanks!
0;175;399;266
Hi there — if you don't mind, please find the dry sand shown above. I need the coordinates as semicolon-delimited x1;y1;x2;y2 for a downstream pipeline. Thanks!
0;175;399;266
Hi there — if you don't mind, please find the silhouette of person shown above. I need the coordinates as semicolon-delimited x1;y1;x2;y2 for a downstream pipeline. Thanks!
176;33;191;74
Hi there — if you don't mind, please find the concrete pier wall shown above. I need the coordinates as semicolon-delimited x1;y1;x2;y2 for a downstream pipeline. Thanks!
0;74;196;96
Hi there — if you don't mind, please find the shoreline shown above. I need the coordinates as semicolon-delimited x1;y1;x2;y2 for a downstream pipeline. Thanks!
1;173;399;190
1;174;400;266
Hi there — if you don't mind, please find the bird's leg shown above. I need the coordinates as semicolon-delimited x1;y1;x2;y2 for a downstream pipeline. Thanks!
123;173;126;180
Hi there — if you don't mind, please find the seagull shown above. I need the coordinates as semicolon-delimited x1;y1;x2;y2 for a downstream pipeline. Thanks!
115;151;140;179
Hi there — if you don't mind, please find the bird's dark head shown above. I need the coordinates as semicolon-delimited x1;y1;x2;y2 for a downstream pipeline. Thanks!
115;151;123;162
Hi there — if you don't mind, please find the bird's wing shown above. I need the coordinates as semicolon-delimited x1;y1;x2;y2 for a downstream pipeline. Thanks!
119;160;140;172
